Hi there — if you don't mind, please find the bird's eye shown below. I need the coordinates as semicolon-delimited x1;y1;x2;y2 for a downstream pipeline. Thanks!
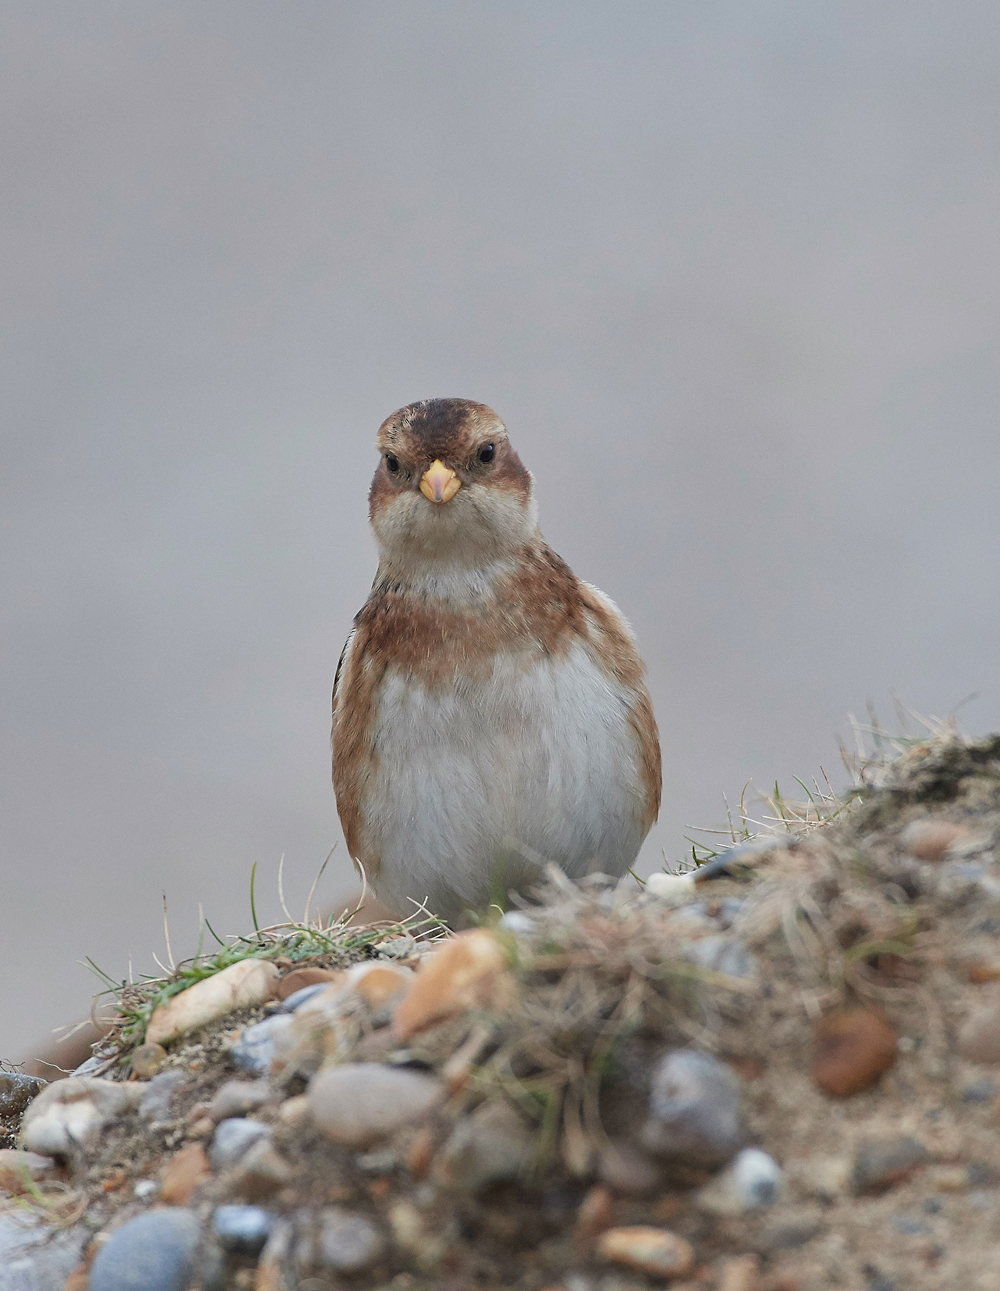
478;443;495;464
385;454;400;474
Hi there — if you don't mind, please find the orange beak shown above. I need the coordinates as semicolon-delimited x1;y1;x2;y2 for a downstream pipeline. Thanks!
419;460;461;504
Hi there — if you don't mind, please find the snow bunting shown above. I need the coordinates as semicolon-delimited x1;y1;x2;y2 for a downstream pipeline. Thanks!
332;398;660;923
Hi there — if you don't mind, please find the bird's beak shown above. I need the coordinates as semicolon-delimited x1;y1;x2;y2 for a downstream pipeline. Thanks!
419;460;461;504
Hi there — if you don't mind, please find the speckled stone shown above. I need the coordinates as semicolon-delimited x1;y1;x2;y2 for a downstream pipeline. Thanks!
0;1074;46;1120
0;1212;88;1291
640;1048;745;1166
21;1078;143;1157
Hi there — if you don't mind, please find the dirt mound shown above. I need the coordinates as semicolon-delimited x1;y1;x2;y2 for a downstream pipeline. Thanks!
4;732;1000;1290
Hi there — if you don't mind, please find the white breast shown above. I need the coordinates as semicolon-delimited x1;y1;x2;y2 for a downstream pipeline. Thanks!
361;640;648;922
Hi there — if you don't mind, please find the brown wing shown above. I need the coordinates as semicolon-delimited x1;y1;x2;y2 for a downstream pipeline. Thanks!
578;583;662;832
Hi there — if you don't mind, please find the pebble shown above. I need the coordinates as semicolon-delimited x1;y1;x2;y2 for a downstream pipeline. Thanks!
693;835;794;883
308;1063;444;1148
225;1137;293;1200
958;992;1000;1064
210;1118;272;1171
276;967;340;1000
295;1206;387;1274
89;1208;200;1291
0;1211;88;1291
0;1148;58;1195
497;910;536;934
597;1226;695;1279
853;1137;928;1194
392;929;515;1041
899;820;968;860
229;1014;293;1076
640;1048;745;1165
212;1204;273;1255
717;1254;762;1291
961;1078;997;1103
812;1007;897;1097
645;872;697;903
697;1148;783;1215
128;1043;168;1079
160;1143;211;1205
139;1069;188;1123
277;983;331;1014
207;1079;271;1122
145;958;281;1046
683;934;758;979
434;1101;535;1192
0;1074;46;1120
20;1078;144;1157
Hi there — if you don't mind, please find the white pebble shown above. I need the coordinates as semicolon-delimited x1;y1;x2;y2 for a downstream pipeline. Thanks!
645;872;697;903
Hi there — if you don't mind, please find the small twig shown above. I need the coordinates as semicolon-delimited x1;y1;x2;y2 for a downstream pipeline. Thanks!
162;892;175;973
304;845;337;926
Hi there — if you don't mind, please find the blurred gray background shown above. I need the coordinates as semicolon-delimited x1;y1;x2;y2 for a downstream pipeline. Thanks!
3;2;998;1061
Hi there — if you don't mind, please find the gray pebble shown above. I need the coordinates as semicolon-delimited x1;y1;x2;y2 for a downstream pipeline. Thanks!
961;1079;997;1103
306;1207;386;1274
139;1069;188;1124
229;1014;293;1076
0;1074;46;1119
640;1048;745;1166
90;1208;199;1291
212;1205;273;1255
0;1212;87;1291
854;1137;928;1193
277;983;329;1014
308;1063;444;1148
923;1196;943;1214
435;1102;535;1192
211;1118;271;1171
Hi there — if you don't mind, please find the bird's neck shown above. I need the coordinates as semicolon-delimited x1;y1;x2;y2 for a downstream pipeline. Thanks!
374;535;544;608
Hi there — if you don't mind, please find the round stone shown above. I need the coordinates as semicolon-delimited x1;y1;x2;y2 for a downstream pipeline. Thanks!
812;1008;897;1097
212;1205;273;1255
308;1064;443;1148
89;1209;200;1291
640;1048;745;1165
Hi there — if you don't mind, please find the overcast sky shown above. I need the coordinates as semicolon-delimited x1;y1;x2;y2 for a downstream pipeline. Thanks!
3;1;999;1060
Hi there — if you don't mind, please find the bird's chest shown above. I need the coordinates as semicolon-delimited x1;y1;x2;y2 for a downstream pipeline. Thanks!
365;641;639;857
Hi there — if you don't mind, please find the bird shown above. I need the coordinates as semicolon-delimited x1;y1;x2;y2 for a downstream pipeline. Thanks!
331;397;661;925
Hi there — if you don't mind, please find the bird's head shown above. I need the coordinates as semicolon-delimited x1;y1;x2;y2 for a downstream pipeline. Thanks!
369;398;538;575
